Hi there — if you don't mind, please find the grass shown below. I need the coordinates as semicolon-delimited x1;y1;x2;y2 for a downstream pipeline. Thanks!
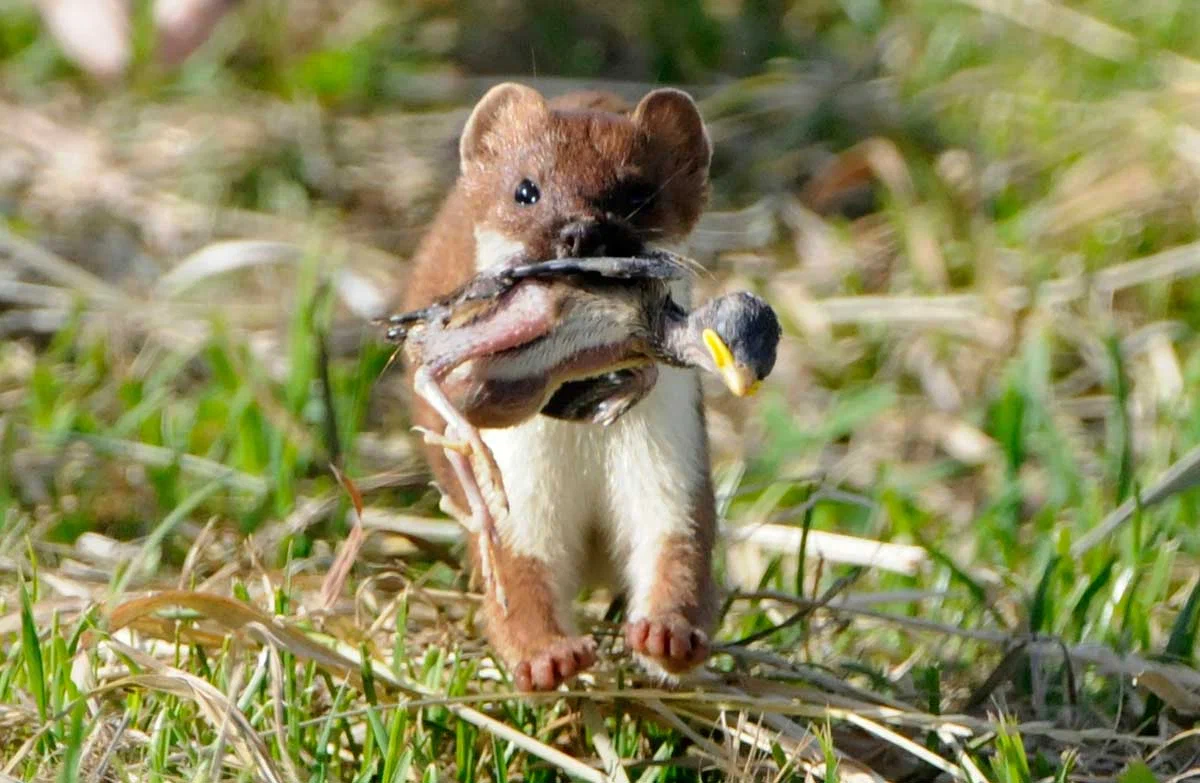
2;0;1200;780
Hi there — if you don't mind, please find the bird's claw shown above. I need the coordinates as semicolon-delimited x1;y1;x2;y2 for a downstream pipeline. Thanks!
383;303;452;340
414;426;473;455
438;494;469;522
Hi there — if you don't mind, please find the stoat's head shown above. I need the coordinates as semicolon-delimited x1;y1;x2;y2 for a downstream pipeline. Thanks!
458;83;712;271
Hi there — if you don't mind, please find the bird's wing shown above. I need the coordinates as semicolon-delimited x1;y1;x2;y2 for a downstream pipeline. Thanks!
380;251;697;341
407;283;560;376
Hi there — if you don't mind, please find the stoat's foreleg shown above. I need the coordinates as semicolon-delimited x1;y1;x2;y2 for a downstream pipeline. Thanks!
605;366;719;680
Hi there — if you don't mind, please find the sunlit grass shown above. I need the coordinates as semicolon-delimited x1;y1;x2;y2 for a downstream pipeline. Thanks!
2;0;1200;780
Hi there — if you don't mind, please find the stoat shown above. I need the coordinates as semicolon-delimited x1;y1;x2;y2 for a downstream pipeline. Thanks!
400;83;719;691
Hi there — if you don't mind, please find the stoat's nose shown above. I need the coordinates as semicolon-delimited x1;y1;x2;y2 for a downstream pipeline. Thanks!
556;219;607;258
555;218;642;259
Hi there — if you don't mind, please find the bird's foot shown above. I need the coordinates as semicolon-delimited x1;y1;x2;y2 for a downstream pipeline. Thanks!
437;493;469;522
386;302;450;329
512;635;598;692
625;616;709;674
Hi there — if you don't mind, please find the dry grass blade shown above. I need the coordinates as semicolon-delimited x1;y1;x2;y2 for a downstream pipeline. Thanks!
581;700;632;783
1092;239;1200;294
0;224;124;303
88;712;131;783
714;684;887;783
99;639;291;783
106;590;607;782
155;240;301;297
359;509;463;544
810;239;1200;338
726;524;927;576
0;597;91;636
34;430;269;495
833;605;1200;691
1072;443;1200;555
266;643;304;783
0;279;72;308
108;591;363;675
321;466;368;611
640;698;729;763
955;0;1137;62
841;711;964;781
1133;671;1200;714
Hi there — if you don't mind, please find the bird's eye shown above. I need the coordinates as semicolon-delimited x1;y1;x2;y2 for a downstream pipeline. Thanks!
514;178;540;205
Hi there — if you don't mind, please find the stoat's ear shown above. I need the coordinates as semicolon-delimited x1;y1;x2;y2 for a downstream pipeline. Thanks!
632;88;712;175
460;83;548;169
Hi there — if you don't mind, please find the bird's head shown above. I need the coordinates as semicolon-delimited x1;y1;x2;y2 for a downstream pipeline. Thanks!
688;292;781;397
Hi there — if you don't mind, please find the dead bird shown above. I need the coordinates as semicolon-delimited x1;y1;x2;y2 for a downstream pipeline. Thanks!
384;252;781;430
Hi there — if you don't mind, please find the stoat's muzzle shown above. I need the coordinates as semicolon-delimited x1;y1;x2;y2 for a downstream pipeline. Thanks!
554;216;642;259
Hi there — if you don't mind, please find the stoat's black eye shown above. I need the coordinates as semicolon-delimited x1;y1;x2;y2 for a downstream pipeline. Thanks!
514;178;540;205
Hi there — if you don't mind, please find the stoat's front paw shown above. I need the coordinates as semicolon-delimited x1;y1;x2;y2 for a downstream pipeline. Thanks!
625;616;709;674
511;636;598;692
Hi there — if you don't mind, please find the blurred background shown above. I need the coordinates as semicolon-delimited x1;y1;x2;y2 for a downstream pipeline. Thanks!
4;1;1200;779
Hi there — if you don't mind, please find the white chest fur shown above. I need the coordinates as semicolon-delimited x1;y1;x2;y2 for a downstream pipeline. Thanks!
480;363;705;592
472;232;708;603
474;227;525;271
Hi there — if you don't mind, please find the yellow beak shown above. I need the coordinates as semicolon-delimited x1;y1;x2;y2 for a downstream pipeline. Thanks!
703;328;761;397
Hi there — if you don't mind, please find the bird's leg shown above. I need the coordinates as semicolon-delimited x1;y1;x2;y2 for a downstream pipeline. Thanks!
412;365;510;613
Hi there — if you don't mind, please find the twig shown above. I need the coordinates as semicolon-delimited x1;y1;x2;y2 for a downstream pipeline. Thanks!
28;429;269;495
1072;443;1200;556
727;568;863;647
0;224;124;303
725;524;927;576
